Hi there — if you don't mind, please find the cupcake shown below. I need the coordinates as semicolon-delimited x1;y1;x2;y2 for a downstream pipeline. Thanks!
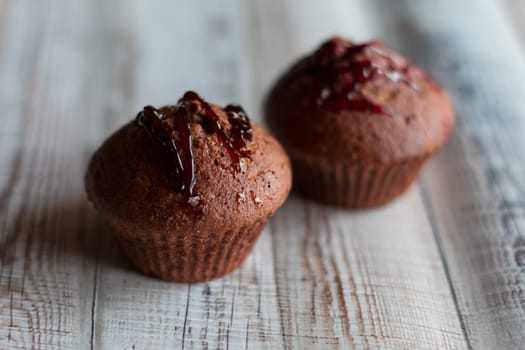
86;91;291;282
265;37;454;208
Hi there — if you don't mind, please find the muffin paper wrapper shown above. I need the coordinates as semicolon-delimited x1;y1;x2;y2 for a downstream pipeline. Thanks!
292;156;428;208
112;219;267;282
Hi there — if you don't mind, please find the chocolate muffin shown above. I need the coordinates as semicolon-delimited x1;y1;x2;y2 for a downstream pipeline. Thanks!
86;91;291;282
265;37;454;208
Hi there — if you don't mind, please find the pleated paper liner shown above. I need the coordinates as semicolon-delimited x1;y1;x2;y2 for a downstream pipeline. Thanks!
292;155;429;208
111;219;267;282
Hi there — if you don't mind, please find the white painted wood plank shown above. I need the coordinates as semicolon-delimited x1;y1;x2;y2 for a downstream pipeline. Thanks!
367;0;525;348
268;194;466;349
248;0;467;348
501;0;525;50
91;1;284;349
0;0;118;348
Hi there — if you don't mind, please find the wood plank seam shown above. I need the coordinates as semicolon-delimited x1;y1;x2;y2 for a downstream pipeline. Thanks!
268;201;291;350
417;183;473;350
89;243;100;350
180;284;191;350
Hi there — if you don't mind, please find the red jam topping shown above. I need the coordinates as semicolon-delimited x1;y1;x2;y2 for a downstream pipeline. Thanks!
288;37;434;116
136;91;253;207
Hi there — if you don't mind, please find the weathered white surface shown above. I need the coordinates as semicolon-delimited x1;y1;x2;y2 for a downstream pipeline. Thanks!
367;1;525;348
0;0;523;349
502;0;525;48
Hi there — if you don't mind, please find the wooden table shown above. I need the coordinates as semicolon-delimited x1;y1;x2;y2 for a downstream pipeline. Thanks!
1;0;525;349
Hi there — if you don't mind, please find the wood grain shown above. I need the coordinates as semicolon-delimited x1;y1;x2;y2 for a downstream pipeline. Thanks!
0;0;524;349
0;0;109;348
248;1;466;348
368;0;525;348
91;1;285;349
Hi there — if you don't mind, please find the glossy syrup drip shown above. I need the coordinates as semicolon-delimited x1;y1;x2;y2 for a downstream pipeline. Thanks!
294;38;428;116
225;104;253;159
183;91;253;169
137;105;196;199
136;91;253;207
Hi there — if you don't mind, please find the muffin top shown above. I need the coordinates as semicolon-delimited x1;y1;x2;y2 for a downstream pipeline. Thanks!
265;37;455;164
86;91;291;237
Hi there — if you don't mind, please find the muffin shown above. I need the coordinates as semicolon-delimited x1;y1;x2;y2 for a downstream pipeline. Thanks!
86;91;291;282
265;37;454;208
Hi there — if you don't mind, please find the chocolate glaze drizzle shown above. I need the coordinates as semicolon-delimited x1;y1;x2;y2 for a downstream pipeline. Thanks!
136;91;253;207
288;37;435;117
